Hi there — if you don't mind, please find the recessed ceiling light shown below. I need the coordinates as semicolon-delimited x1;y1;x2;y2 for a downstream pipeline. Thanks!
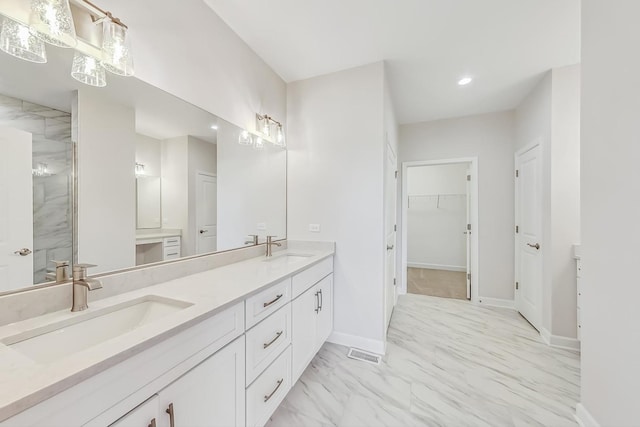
210;124;218;130
458;77;473;86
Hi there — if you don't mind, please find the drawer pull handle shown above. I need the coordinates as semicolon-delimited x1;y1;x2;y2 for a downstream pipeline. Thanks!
263;294;283;308
319;289;323;311
148;419;157;427
167;252;178;256
165;403;175;427
263;331;283;349
315;291;320;313
264;379;284;402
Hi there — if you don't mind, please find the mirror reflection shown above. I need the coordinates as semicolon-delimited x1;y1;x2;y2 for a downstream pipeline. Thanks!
0;45;286;293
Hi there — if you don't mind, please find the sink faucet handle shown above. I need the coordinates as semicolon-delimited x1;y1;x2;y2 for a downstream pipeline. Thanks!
74;263;97;270
50;260;69;267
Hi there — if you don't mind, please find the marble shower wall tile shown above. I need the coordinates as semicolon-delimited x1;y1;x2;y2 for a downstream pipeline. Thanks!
0;93;72;285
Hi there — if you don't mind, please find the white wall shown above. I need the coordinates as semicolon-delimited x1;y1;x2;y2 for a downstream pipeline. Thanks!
399;111;515;300
515;66;581;339
135;134;162;177
579;1;640;425
108;0;286;133
287;62;387;353
216;121;287;251
407;164;468;270
74;90;136;274
161;136;189;243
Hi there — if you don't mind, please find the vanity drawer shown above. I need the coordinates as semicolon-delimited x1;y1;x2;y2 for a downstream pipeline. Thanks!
292;257;333;298
163;246;181;260
245;278;291;329
246;303;292;385
246;346;291;427
163;236;181;247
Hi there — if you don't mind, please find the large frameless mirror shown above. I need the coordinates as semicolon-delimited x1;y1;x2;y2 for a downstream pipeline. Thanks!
0;31;286;294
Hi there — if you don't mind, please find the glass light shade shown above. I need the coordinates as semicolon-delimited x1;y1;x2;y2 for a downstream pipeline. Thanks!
0;17;47;63
29;0;77;48
261;119;271;137
275;125;286;147
254;136;265;150
238;130;253;145
101;20;134;76
71;52;106;87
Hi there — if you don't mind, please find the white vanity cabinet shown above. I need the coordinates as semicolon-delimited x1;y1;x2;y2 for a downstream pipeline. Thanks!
109;337;244;427
291;257;334;383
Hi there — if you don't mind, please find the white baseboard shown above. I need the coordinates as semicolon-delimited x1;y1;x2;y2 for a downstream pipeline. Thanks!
541;328;581;352
575;403;601;427
476;297;515;310
327;331;386;355
407;262;466;272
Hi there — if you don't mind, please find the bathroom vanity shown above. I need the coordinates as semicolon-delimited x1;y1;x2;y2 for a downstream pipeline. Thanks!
0;243;335;427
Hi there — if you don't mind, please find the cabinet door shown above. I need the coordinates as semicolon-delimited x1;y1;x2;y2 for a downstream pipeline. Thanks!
291;285;319;382
109;396;159;427
316;274;333;348
157;337;245;427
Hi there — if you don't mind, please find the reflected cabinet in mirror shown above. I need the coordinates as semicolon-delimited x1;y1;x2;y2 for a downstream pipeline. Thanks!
0;38;286;294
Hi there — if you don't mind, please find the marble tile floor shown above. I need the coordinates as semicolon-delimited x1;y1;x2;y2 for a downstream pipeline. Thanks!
408;268;468;300
267;294;580;427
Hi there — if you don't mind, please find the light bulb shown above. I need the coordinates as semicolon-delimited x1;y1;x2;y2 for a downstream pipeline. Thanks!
262;119;271;137
275;125;286;147
101;19;134;76
254;136;265;150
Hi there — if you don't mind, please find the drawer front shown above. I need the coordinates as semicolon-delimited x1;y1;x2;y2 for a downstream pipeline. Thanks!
164;236;181;247
246;346;292;427
163;246;181;260
292;257;333;298
246;303;292;385
245;278;291;329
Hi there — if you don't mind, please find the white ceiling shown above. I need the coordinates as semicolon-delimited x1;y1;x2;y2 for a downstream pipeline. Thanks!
203;0;580;124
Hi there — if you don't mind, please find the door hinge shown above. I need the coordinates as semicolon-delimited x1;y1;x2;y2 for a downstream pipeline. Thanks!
515;169;519;178
467;224;471;231
467;273;471;281
395;171;398;179
394;224;397;232
516;282;519;290
393;278;396;286
467;174;471;181
516;225;519;233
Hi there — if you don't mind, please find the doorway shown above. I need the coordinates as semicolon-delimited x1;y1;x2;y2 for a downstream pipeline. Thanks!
401;158;478;302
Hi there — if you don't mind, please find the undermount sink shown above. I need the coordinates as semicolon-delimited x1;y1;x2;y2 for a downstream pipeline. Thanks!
263;253;314;263
2;296;192;364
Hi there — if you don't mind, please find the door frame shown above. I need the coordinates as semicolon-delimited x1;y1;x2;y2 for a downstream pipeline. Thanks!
383;141;398;335
514;141;544;331
400;157;479;302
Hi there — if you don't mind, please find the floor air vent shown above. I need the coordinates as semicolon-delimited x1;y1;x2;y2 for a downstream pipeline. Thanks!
347;348;381;365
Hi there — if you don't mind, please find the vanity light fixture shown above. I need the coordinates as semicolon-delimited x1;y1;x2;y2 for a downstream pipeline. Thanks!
0;0;134;88
32;162;52;177
135;162;145;176
254;136;265;150
210;124;218;130
29;0;78;48
0;17;48;63
256;113;286;148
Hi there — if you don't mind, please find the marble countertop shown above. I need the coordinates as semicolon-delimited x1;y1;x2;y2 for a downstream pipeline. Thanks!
0;247;334;421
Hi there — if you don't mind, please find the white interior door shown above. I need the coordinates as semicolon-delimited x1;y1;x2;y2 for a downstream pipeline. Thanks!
515;145;543;330
466;170;471;300
0;127;33;292
384;143;398;332
195;172;217;254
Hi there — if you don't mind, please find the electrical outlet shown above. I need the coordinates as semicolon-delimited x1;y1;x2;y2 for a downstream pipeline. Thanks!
256;223;266;231
309;224;320;232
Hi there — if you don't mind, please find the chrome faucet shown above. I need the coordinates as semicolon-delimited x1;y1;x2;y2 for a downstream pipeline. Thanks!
71;264;103;312
265;236;282;257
